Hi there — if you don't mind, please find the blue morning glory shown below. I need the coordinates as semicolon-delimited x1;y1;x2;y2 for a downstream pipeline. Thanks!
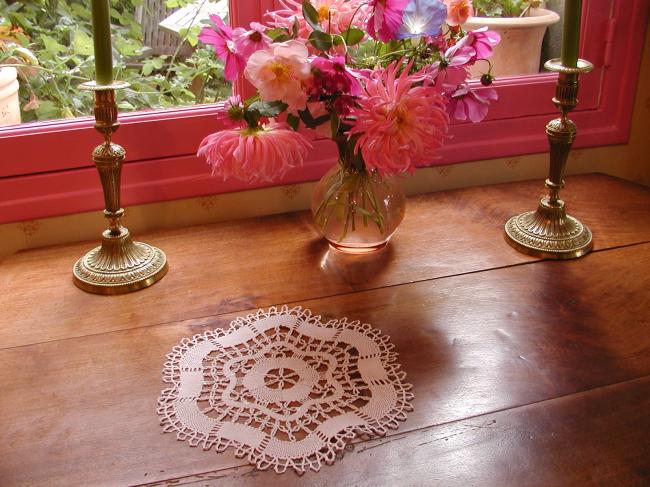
397;0;448;40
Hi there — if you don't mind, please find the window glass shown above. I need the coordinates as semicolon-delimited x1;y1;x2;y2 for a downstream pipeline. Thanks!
467;0;564;78
0;0;230;126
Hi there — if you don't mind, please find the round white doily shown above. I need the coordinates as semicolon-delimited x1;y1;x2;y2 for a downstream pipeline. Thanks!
157;306;414;474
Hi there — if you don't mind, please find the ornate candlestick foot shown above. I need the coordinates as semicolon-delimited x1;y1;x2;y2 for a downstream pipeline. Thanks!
73;227;168;294
504;196;593;259
504;59;593;260
73;81;168;295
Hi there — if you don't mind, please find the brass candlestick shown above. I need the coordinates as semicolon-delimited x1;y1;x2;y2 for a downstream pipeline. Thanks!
73;81;168;294
504;58;594;260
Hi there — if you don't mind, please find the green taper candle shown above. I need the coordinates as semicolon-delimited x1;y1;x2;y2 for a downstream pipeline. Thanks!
561;0;582;68
91;0;113;85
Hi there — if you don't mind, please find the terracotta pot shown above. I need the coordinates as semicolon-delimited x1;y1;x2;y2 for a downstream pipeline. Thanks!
0;66;21;126
464;8;560;78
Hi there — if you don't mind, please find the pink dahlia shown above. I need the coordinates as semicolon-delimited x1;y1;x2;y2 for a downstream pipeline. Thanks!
447;85;498;123
348;62;449;175
367;0;410;42
198;15;245;81
245;40;312;112
444;0;473;26
198;123;312;182
267;0;370;38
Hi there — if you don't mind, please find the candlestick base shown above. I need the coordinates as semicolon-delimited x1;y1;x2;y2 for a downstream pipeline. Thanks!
504;195;593;260
73;227;168;295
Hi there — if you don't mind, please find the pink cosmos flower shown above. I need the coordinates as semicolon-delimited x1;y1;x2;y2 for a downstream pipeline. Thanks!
198;15;245;81
348;62;449;175
447;84;498;123
245;40;312;112
427;42;474;90
368;0;410;42
233;22;271;61
198;123;312;182
457;26;500;63
267;0;370;38
444;0;473;26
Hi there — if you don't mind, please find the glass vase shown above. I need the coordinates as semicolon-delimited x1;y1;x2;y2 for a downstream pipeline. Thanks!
311;164;406;254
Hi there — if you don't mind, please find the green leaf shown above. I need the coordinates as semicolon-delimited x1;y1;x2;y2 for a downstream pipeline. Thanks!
118;101;135;111
186;28;199;47
308;30;333;52
115;36;142;57
287;113;300;131
266;28;287;40
298;106;316;128
244;109;261;128
298;106;330;128
41;35;66;54
330;109;340;136
343;28;365;46
34;100;60;120
248;100;288;118
302;1;321;31
72;31;94;56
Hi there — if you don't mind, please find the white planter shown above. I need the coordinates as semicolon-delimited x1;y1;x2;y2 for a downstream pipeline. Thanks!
0;66;21;126
464;8;560;78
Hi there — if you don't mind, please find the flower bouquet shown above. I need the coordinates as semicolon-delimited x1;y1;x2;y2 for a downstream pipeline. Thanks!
198;0;500;253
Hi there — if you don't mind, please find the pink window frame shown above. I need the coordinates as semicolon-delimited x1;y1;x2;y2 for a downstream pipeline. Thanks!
0;0;648;224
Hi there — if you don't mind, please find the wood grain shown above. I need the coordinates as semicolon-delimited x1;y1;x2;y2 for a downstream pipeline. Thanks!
195;377;650;487
1;174;650;350
1;243;649;486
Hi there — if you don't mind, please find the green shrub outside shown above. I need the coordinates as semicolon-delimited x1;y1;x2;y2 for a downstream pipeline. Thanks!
0;0;229;122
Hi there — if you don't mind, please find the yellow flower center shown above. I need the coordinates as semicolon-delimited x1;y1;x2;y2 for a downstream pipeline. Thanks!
317;5;331;22
269;61;292;81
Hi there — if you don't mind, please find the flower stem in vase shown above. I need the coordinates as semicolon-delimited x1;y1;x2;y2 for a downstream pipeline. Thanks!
311;160;404;253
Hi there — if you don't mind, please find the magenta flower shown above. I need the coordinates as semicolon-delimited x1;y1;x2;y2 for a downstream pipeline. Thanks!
233;22;271;61
310;55;363;97
198;123;312;182
198;15;245;81
457;27;501;63
348;62;449;175
447;85;498;123
368;0;410;42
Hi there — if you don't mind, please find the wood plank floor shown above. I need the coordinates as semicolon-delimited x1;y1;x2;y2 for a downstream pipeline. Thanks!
1;174;649;486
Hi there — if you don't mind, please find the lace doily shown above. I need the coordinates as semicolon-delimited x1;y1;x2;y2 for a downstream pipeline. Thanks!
157;306;414;474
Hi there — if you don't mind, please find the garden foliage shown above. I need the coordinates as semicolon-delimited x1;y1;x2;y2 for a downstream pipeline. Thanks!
0;0;229;122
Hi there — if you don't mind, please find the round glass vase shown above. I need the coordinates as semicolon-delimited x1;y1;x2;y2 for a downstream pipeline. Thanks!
311;164;406;254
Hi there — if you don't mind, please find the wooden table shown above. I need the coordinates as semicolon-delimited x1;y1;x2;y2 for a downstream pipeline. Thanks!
1;173;649;487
